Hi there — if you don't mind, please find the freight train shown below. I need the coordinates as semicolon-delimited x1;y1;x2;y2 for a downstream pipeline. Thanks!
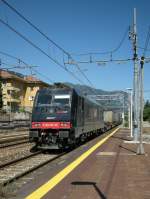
104;111;122;130
29;86;121;150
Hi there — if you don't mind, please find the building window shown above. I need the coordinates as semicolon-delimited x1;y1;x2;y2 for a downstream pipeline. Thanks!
29;96;34;101
30;87;34;91
7;90;11;95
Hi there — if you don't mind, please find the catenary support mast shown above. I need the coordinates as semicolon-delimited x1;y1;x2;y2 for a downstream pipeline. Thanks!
132;8;140;141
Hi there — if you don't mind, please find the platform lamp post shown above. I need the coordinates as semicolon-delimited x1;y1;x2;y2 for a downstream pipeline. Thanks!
122;94;125;127
126;88;133;138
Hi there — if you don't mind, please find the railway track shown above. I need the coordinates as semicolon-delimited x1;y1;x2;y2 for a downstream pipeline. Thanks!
0;134;28;144
0;140;29;149
0;142;34;164
0;151;65;186
0;133;27;138
0;133;29;148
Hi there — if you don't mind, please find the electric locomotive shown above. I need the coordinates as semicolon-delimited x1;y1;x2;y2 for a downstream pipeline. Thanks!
29;87;104;150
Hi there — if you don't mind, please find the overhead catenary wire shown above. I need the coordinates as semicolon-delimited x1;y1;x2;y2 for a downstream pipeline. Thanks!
0;61;38;69
70;27;129;56
137;27;150;54
138;46;150;51
0;0;95;88
0;17;86;85
143;26;150;57
0;51;54;84
0;51;95;93
31;68;54;84
66;57;133;65
0;50;21;60
0;0;69;56
0;50;98;95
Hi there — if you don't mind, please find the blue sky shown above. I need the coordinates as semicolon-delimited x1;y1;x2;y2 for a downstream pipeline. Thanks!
0;0;150;98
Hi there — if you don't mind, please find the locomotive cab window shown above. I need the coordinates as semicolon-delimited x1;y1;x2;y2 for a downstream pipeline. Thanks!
53;95;71;107
36;93;52;106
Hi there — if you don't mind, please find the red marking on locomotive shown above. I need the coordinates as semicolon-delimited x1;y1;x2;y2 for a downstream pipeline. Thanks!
32;122;71;129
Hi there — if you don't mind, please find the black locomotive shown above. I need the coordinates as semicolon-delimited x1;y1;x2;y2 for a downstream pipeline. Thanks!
29;87;104;150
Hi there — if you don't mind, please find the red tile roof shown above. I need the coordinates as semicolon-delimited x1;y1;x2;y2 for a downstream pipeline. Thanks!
0;70;24;81
0;70;50;86
24;75;41;83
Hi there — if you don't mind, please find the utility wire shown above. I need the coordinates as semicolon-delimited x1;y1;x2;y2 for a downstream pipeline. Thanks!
138;46;150;51
1;0;69;56
0;0;94;88
70;27;129;56
143;26;150;57
66;58;133;65
0;50;20;60
32;68;54;84
138;30;150;54
0;50;33;67
0;51;54;84
0;61;38;69
0;17;85;85
0;50;97;95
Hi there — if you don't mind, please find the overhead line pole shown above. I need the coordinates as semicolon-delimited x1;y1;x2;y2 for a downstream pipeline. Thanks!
132;8;140;141
130;89;133;137
136;26;150;154
137;56;145;154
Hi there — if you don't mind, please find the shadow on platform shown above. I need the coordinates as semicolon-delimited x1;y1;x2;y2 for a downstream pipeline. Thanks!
112;135;131;141
71;181;107;199
119;145;136;153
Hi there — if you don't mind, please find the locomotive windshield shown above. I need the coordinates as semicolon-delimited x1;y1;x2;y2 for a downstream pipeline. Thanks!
52;95;70;106
36;93;52;106
35;92;71;108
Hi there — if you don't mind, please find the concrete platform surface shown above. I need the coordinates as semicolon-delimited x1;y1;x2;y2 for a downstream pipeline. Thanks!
19;128;150;199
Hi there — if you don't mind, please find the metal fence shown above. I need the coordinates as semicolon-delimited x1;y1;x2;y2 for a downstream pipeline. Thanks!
0;107;32;129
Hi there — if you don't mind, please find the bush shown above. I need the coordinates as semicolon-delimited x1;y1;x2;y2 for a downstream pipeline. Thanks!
143;100;150;121
19;107;26;113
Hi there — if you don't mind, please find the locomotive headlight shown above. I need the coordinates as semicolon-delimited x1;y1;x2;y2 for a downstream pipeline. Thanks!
60;122;71;128
32;123;41;128
35;123;41;127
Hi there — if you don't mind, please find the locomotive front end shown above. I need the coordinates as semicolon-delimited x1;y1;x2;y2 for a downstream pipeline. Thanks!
29;88;73;150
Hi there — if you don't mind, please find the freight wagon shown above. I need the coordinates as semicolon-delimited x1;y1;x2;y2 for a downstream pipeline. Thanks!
104;111;122;130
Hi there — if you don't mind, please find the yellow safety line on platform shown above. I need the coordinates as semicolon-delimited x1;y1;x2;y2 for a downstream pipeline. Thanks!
25;127;119;199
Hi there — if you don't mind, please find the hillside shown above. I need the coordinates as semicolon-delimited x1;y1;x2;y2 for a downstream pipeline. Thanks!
64;83;128;110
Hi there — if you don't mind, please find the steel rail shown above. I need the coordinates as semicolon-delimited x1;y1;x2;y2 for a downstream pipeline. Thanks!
0;152;65;186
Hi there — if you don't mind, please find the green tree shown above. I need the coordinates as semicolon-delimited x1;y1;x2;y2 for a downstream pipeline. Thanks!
143;100;150;122
0;79;2;108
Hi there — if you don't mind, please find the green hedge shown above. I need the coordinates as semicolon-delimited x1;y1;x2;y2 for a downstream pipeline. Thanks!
143;100;150;121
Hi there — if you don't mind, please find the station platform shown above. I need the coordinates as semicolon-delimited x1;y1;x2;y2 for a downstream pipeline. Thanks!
18;127;150;199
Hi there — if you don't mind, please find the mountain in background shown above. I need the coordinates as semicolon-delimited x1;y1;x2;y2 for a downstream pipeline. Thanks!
64;82;128;110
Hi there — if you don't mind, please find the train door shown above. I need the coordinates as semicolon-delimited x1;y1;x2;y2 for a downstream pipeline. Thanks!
77;96;84;127
81;97;84;127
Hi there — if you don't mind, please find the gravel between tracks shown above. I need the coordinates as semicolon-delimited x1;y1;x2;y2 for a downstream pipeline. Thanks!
0;153;58;185
0;143;34;165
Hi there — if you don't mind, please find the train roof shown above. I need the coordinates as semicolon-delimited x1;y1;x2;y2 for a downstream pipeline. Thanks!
38;85;102;108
